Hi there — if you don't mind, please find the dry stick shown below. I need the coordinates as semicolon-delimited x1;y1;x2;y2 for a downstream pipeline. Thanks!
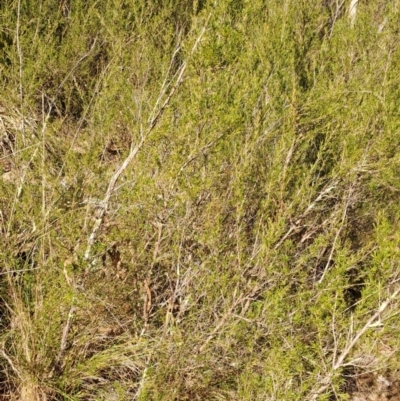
0;267;40;276
55;38;97;98
197;296;244;354
0;349;22;380
327;0;346;39
54;305;76;372
197;282;265;355
148;16;211;130
84;138;145;264
307;286;400;401
84;13;212;265
148;40;182;124
349;0;358;28
318;185;353;284
274;182;337;250
16;0;23;107
0;143;38;162
6;147;39;237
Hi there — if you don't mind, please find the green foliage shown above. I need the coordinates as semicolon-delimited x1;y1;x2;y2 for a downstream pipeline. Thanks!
0;0;400;400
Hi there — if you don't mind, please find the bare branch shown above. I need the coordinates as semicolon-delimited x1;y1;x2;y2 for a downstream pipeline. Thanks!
84;11;214;266
307;286;400;400
54;305;76;373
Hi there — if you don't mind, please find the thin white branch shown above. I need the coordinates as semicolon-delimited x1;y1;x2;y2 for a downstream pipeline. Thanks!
349;0;358;28
0;267;40;276
55;306;76;369
16;0;23;105
0;349;22;380
318;186;353;284
307;286;400;400
333;287;400;370
84;11;213;265
84;139;144;263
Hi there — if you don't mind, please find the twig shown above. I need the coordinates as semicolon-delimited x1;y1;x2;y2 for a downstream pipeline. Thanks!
349;0;358;28
318;185;353;284
148;38;183;124
84;138;145;264
84;11;213;265
334;287;400;370
274;182;337;250
307;286;400;400
196;282;265;355
0;349;22;380
0;267;40;276
148;14;211;130
16;0;23;106
55;305;76;372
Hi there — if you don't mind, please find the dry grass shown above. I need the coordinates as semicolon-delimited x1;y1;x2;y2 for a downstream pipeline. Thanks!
0;1;400;400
